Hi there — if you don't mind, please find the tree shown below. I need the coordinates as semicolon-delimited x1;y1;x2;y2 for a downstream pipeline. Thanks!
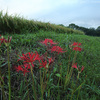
96;26;100;36
68;23;79;30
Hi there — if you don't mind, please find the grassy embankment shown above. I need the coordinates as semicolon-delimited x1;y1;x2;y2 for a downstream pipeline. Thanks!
0;11;100;100
0;11;84;35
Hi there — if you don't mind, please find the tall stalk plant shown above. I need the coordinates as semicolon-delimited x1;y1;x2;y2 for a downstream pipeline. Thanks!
0;35;12;100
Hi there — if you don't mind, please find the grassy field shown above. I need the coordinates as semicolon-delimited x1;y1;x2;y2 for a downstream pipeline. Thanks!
0;30;100;100
0;11;84;35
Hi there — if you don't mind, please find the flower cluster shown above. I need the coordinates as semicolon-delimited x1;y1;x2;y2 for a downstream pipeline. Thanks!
0;35;12;46
16;64;30;76
15;38;84;76
16;38;67;76
50;46;67;54
72;63;84;73
16;51;54;76
72;42;82;51
18;52;40;67
41;38;67;54
16;52;40;75
69;42;82;51
39;57;54;69
40;38;57;46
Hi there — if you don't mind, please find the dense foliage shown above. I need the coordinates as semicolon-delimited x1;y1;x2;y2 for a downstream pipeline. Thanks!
0;11;84;35
0;10;100;100
0;32;100;100
68;23;100;36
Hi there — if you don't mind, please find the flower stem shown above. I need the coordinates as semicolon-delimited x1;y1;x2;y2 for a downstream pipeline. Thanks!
25;75;30;100
77;72;80;80
69;51;77;78
64;51;77;89
7;46;11;100
40;70;43;100
1;85;5;100
0;69;5;100
30;64;37;100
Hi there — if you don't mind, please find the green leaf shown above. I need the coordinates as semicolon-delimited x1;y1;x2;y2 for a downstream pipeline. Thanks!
53;67;57;73
55;73;61;77
0;62;8;68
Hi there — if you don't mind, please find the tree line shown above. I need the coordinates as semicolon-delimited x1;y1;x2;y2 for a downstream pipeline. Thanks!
68;23;100;36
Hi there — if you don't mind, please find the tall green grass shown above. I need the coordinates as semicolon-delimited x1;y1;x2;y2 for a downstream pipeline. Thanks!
0;31;100;100
0;11;85;35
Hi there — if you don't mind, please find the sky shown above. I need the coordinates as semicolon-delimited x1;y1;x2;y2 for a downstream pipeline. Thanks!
0;0;100;29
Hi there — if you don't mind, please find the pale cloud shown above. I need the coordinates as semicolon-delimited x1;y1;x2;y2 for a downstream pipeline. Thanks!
0;0;78;15
0;0;51;15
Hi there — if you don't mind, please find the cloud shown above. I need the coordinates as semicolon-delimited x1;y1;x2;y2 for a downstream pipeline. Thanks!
0;0;79;15
0;0;48;15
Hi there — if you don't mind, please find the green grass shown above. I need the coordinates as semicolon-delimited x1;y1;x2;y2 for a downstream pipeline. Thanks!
0;11;84;35
0;31;100;100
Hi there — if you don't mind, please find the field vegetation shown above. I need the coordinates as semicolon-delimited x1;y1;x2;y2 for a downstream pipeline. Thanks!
0;11;84;35
0;11;100;100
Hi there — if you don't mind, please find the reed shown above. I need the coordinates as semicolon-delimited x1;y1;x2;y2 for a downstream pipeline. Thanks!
0;11;84;35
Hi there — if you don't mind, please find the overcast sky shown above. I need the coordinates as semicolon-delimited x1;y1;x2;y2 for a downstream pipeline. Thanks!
0;0;100;28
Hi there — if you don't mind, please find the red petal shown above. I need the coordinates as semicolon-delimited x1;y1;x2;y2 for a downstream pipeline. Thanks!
72;63;78;69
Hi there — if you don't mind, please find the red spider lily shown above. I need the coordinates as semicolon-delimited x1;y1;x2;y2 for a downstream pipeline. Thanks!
50;46;67;54
24;63;31;69
39;59;47;69
72;42;82;51
0;38;3;45
73;42;81;46
48;57;54;65
16;64;30;76
0;36;12;46
73;47;82;51
39;57;54;69
22;69;30;76
0;36;4;45
72;63;78;69
81;66;84;72
41;38;57;46
16;65;23;72
72;63;84;72
0;36;12;43
18;52;40;67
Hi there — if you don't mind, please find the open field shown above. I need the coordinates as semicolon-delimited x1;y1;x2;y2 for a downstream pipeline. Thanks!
0;30;100;100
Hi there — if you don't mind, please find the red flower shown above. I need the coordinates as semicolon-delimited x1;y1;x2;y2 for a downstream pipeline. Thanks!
1;36;12;43
22;69;29;76
48;57;54;65
16;65;23;72
41;38;57;46
39;60;47;69
16;64;30;76
72;63;84;72
50;46;67;54
73;47;82;51
39;57;54;69
72;42;82;51
18;52;40;67
24;63;31;69
0;36;12;46
72;63;78;69
73;42;81;46
81;66;84;72
0;37;4;45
